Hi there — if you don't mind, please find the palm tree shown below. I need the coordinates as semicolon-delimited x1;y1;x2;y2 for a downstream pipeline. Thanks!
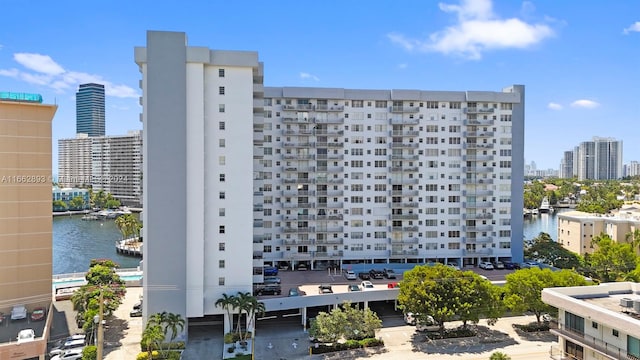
489;351;511;360
115;215;129;239
215;293;237;334
234;292;253;340
141;323;164;359
163;312;186;346
242;298;265;341
625;229;640;254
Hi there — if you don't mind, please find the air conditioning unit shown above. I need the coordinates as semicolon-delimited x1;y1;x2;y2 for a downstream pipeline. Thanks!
620;298;634;307
633;299;640;312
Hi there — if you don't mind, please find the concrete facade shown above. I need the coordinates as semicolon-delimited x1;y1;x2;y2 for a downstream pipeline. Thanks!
563;137;624;181
135;30;525;338
76;83;105;137
542;282;640;360
0;95;57;359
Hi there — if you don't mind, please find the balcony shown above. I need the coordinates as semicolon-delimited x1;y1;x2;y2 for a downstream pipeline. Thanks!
253;205;263;212
464;131;495;138
326;202;343;208
283;227;315;234
314;129;344;136
390;142;419;149
463;225;494;232
316;214;343;221
283;141;315;148
326;142;344;148
253;235;264;243
281;189;315;196
463;154;494;162
283;178;314;184
389;118;419;125
253;191;263;196
313;117;344;124
464;107;495;114
282;117;311;123
463;248;493;255
282;154;315;160
463;201;494;209
318;226;343;233
464;142;494;149
390;213;418;220
315;104;344;111
463;166;494;173
463;118;495;126
315;238;344;245
390;190;419;196
283;238;314;245
463;213;493;220
253;251;263;259
390;202;419;208
551;324;631;360
285;252;312;260
390;238;419;244
314;250;344;258
282;129;314;136
390;249;419;256
282;202;310;208
462;189;493;196
389;178;419;185
391;106;420;113
462;178;493;185
316;178;344;184
390;130;420;137
390;154;419;160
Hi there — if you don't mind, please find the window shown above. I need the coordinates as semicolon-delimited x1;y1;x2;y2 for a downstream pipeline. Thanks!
220;174;225;182
219;86;225;95
219;225;225;234
375;100;387;108
219;156;226;165
219;208;225;216
219;242;225;251
591;321;598;329
219;192;226;199
219;139;225;148
219;277;225;286
219;104;225;113
352;100;363;108
219;69;225;77
219;121;225;130
219;260;225;268
613;329;619;337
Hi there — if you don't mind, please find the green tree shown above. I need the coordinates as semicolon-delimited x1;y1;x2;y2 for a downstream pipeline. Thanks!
457;273;504;328
163;312;186;344
53;199;68;211
524;232;582;269
489;351;511;360
81;345;97;360
398;264;500;335
241;297;265;341
625;229;640;254
105;198;121;209
69;195;86;210
309;301;382;342
216;293;237;334
234;292;253;341
504;268;587;324
141;322;164;359
587;234;637;282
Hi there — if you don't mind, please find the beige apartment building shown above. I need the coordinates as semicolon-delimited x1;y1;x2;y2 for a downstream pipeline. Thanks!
557;205;640;255
0;92;56;359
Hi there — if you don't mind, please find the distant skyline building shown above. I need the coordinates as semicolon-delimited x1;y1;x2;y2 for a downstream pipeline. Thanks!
560;137;623;180
76;83;105;136
136;31;525;336
559;150;575;178
625;161;640;178
0;92;57;359
58;130;143;207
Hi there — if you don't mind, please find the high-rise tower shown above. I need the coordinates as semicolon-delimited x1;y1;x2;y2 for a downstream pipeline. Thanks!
76;83;105;136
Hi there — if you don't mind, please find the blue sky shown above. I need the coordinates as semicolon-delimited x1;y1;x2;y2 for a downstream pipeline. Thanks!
1;0;639;171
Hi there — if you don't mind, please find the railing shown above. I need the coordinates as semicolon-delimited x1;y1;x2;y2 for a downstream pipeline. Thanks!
313;117;344;124
390;130;420;136
390;142;419;148
391;190;419;196
464;107;494;113
464;142;494;149
390;154;419;160
463;213;493;220
463;155;494;161
389;118;419;125
315;105;344;111
463;118;495;126
316;214;343;220
315;239;344;245
390;106;420;113
552;324;631;360
390;213;418;220
390;249;419;256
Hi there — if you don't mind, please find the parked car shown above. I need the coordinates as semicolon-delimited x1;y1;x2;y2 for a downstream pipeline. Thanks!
360;281;375;290
263;266;278;276
387;282;400;289
264;276;281;284
130;308;142;317
343;270;357;280
348;284;361;292
133;300;143;310
288;287;301;297
297;264;308;271
447;263;461;270
479;261;494;270
49;335;86;356
49;338;87;357
318;284;333;294
30;307;45;321
255;284;282;296
492;261;505;269
416;315;439;332
278;263;290;270
16;329;35;344
369;269;384;279
11;304;27;321
522;261;540;269
51;348;85;360
358;272;370;280
503;261;520;270
383;268;397;279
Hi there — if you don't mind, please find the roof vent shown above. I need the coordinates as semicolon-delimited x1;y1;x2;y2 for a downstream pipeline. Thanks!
620;298;634;307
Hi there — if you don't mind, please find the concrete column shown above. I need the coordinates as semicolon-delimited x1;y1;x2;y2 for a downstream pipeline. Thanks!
364;300;369;310
302;307;307;331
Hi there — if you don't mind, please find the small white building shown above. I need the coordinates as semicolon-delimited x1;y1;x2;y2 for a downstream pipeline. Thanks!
542;282;640;360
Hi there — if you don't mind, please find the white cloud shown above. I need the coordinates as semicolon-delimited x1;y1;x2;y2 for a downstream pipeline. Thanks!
571;99;600;109
0;52;138;98
299;72;319;81
547;102;563;110
623;21;640;34
387;0;554;60
14;53;65;75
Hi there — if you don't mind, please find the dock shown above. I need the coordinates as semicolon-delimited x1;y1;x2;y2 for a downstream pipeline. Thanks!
115;238;143;257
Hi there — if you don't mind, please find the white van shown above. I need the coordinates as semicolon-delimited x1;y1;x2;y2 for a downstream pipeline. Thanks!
49;338;86;357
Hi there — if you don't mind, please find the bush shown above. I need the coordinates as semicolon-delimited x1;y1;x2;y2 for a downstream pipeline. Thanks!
309;338;384;354
82;345;97;360
135;351;182;360
424;327;476;340
514;322;550;332
227;346;236;353
139;341;186;351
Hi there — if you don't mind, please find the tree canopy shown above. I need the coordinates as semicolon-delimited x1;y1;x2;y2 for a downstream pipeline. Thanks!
309;301;382;342
584;234;637;282
524;232;582;269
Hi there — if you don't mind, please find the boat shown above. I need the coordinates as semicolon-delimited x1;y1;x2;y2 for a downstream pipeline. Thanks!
539;197;551;213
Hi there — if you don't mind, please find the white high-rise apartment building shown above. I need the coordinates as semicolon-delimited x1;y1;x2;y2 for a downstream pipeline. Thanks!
135;31;525;334
58;131;143;206
58;134;92;187
565;137;623;180
91;130;143;206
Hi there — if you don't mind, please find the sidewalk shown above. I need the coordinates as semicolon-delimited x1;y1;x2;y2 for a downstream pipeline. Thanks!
103;287;143;360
